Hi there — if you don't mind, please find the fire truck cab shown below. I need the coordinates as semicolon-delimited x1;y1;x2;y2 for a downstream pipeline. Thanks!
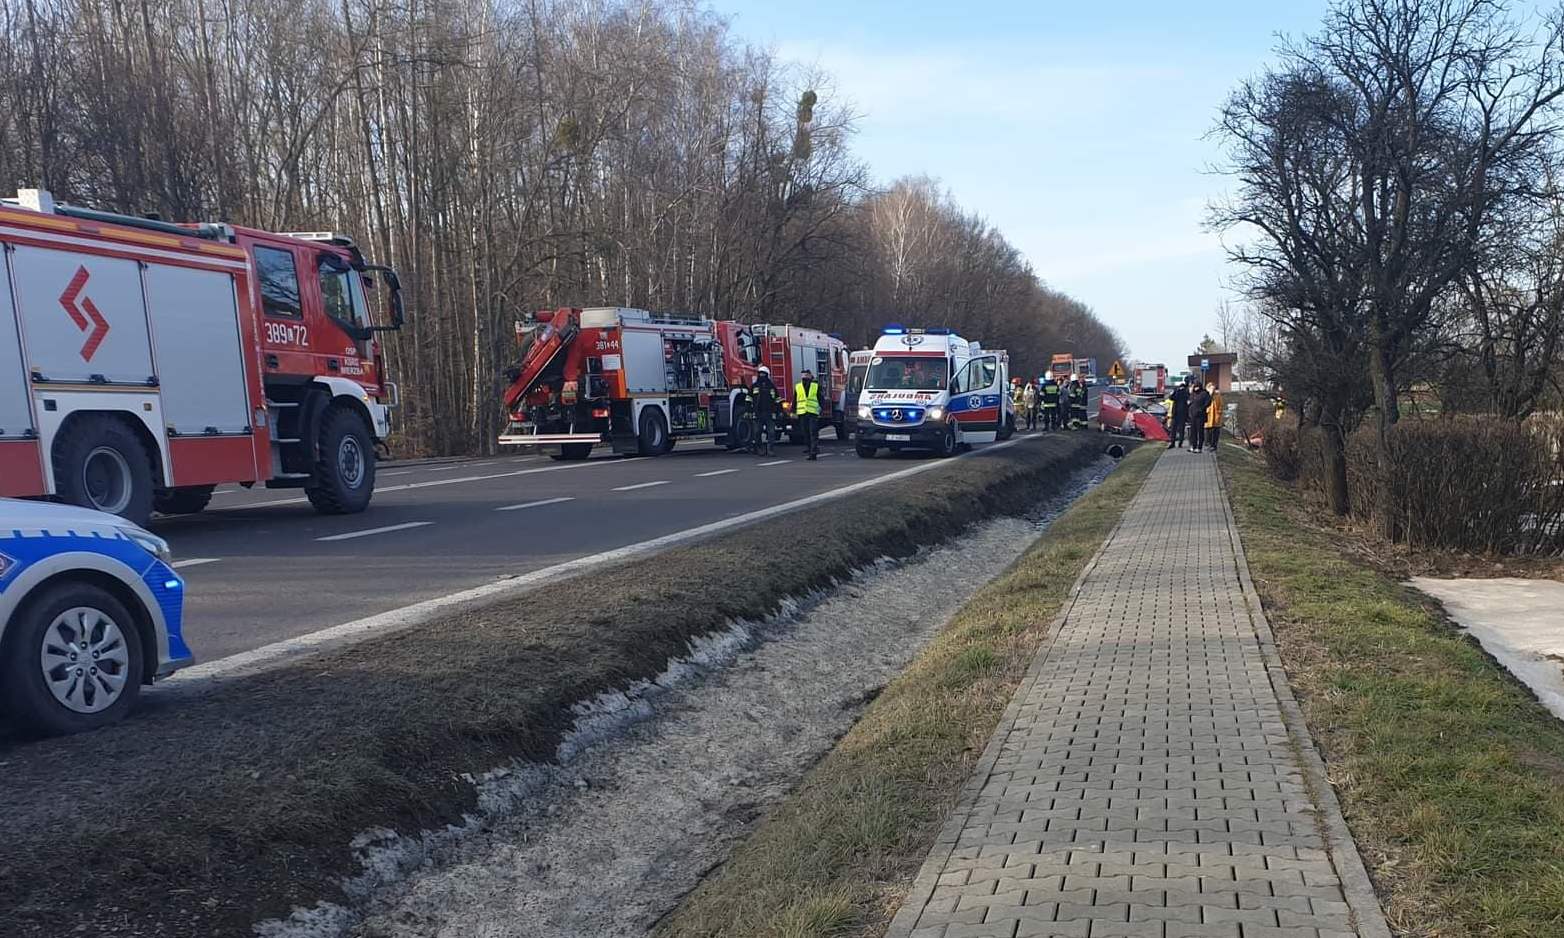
854;326;1010;458
0;189;403;524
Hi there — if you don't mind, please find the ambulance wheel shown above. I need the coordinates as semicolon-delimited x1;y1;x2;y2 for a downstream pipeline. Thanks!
936;423;959;458
52;416;156;525
154;486;215;515
307;407;376;515
855;443;877;458
638;408;672;456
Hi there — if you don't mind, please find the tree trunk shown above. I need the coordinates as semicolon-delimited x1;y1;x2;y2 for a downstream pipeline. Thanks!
1368;344;1402;539
1318;405;1350;517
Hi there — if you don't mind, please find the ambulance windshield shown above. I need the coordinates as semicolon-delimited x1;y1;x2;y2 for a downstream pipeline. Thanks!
866;355;947;391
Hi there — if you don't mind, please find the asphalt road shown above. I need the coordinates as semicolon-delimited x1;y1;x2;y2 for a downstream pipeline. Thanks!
150;434;1035;665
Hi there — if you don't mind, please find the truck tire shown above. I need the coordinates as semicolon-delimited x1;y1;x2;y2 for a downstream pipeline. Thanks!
52;416;155;525
0;580;144;736
551;442;593;461
637;407;671;456
306;406;376;514
728;416;756;452
154;485;216;515
936;422;959;458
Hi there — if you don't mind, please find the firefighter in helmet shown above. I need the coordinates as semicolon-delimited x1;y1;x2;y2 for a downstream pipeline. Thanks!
1040;374;1062;430
750;366;777;455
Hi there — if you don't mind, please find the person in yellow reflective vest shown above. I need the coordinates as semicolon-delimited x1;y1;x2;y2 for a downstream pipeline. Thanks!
795;369;822;460
1205;383;1225;452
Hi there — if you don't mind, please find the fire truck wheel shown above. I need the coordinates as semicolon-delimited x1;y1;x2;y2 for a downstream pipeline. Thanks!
153;486;215;516
552;443;593;461
306;407;376;514
0;580;144;736
637;408;672;456
53;416;156;525
936;423;960;458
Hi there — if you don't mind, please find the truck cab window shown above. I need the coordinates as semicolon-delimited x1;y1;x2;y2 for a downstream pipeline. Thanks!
254;246;301;318
319;261;370;330
737;331;760;365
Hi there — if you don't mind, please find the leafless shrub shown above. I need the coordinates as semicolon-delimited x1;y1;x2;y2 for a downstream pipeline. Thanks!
1263;424;1301;483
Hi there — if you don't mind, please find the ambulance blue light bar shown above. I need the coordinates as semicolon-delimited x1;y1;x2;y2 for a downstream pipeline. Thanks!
882;323;907;335
926;327;953;335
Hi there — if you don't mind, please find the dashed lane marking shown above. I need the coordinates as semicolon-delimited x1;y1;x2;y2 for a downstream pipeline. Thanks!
316;521;434;542
172;558;221;569
165;434;1031;688
613;480;671;492
758;459;791;467
210;458;643;513
495;496;576;512
695;469;740;477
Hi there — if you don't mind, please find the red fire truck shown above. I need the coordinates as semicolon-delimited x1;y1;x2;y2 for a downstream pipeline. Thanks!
498;308;849;457
0;189;403;524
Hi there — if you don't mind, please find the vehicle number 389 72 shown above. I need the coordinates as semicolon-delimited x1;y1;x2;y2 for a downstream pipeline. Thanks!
265;322;309;346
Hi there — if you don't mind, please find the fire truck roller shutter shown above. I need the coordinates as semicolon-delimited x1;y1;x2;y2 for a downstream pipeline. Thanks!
143;264;252;437
0;248;44;495
11;246;154;386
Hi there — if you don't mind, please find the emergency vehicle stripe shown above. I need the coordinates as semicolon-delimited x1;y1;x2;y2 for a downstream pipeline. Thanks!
0;225;249;269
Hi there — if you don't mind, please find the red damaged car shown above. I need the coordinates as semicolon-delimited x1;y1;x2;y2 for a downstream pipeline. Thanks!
1098;390;1169;442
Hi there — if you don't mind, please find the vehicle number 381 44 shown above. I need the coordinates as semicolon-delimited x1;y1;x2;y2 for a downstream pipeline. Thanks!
265;321;309;346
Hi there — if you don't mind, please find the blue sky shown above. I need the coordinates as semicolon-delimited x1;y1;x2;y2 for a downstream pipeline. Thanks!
710;0;1332;364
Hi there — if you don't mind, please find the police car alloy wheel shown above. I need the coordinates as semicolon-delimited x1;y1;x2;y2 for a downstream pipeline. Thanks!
1;581;145;735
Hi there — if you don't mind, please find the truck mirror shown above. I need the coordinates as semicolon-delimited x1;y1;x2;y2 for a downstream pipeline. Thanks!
363;265;404;331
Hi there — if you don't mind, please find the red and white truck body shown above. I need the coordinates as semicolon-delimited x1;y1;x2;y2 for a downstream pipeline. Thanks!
498;308;849;457
0;189;402;523
1133;363;1167;397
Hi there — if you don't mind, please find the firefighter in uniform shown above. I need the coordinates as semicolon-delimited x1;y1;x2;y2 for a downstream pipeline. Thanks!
1040;376;1061;430
795;369;822;460
750;366;778;455
1067;376;1089;429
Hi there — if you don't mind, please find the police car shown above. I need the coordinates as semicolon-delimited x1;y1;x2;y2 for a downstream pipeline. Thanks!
0;498;190;735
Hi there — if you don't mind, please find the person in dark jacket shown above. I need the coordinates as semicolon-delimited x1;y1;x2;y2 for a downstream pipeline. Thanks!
1040;376;1062;430
750;366;777;455
1187;381;1211;452
1167;380;1191;448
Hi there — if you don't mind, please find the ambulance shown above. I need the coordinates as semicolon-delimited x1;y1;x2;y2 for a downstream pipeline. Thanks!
853;326;1011;458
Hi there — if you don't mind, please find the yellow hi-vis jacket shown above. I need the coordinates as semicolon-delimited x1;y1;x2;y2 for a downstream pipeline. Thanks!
794;380;821;416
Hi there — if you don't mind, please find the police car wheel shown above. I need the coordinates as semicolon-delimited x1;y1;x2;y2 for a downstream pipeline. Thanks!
0;581;144;736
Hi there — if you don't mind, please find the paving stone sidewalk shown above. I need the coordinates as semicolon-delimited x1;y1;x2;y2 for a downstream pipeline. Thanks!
888;447;1389;938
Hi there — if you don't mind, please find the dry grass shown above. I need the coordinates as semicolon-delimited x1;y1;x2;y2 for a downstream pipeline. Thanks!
1222;446;1564;937
656;444;1161;938
0;434;1104;938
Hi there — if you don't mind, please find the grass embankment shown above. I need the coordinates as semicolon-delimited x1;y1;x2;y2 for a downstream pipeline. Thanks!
0;434;1103;938
1221;447;1564;937
657;443;1160;938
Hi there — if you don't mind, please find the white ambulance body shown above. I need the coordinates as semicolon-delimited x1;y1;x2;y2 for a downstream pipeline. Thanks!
852;326;1010;458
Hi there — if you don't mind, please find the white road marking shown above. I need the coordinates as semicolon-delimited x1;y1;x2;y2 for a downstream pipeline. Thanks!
613;480;670;492
758;459;790;467
167;435;1031;688
495;496;576;512
172;558;221;569
695;469;740;477
316;521;433;542
425;465;465;472
468;461;496;467
210;458;643;512
380;470;413;477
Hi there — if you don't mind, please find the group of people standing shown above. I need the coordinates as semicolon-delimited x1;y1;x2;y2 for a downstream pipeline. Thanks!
745;365;823;459
1162;378;1224;452
1012;375;1088;431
